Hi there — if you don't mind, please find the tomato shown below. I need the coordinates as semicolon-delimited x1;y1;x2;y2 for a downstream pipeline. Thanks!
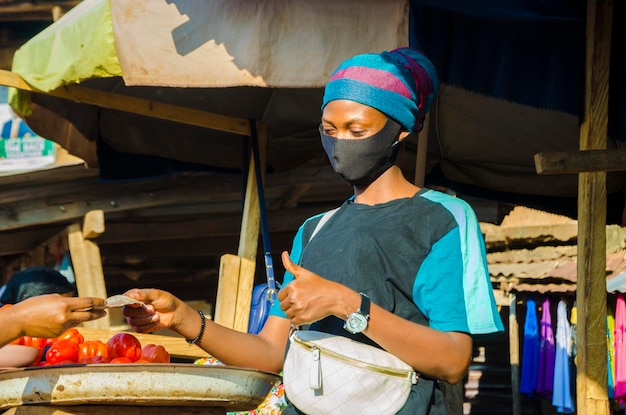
107;333;142;362
56;328;84;345
45;340;80;364
78;340;109;359
110;357;132;364
21;336;47;349
78;355;111;364
140;344;170;363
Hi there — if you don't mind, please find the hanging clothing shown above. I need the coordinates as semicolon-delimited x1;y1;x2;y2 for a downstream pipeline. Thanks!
536;297;556;397
608;306;616;400
520;295;540;396
552;300;574;413
614;294;626;403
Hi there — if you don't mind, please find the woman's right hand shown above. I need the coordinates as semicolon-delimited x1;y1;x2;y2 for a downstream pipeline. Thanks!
2;294;106;342
122;288;185;334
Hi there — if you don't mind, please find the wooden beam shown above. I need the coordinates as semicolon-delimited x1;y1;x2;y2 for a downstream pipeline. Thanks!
576;0;612;414
0;69;250;137
509;293;521;415
535;148;626;175
213;254;255;332
82;210;105;240
68;214;109;330
0;165;340;233
97;206;329;245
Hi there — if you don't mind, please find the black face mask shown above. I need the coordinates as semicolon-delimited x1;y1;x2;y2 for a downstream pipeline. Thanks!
320;118;402;187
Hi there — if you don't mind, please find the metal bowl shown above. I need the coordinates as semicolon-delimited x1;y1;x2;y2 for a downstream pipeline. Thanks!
0;363;281;411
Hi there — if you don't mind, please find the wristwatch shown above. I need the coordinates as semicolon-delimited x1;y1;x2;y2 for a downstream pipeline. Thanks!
344;292;370;334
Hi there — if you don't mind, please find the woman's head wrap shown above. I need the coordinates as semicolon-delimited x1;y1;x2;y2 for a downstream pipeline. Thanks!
321;47;439;133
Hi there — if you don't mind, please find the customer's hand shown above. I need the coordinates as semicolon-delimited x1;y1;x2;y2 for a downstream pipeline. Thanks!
122;288;185;334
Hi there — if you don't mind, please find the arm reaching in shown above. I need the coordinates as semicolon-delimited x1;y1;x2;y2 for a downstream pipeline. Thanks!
0;294;107;347
122;288;290;373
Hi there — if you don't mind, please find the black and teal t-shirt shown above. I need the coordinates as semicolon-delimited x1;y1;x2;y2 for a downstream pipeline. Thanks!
271;188;504;414
270;188;503;337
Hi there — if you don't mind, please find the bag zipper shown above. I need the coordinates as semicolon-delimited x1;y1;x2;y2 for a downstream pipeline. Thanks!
293;334;419;384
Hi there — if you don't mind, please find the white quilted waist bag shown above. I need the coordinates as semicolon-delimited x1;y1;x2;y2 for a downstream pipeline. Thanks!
283;330;419;415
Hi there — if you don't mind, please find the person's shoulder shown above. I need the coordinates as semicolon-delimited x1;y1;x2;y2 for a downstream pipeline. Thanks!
418;189;477;221
418;188;471;208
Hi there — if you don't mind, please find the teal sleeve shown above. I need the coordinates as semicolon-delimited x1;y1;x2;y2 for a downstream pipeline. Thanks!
417;192;504;337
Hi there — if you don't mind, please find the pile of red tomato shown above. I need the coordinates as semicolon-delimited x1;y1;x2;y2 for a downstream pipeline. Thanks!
10;328;170;366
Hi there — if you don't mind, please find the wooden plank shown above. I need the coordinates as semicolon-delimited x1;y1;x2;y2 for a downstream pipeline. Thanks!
0;69;250;137
213;254;256;333
535;148;626;175
67;221;109;330
0;164;340;233
97;205;331;245
508;293;521;415
76;327;206;361
232;257;256;333
81;210;104;239
238;154;260;261
213;254;241;330
576;0;612;414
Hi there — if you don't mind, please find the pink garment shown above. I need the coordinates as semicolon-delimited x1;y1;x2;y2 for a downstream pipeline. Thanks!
614;294;626;402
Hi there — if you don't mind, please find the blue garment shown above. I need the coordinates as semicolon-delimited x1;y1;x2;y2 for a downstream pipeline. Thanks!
520;296;539;395
552;300;574;413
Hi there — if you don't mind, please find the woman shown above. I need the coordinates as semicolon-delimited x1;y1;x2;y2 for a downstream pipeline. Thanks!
122;47;504;414
1;266;76;305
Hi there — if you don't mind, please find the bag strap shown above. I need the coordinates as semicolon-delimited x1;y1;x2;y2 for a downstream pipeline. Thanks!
309;207;339;242
249;121;277;300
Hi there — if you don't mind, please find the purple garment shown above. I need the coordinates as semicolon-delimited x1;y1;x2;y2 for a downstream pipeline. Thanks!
536;297;556;397
520;296;540;395
552;300;574;413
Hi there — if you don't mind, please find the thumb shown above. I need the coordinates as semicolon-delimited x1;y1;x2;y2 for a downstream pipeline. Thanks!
281;251;301;278
124;288;152;302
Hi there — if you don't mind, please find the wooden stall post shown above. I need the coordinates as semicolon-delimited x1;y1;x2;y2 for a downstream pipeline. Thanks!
214;122;270;332
576;1;612;414
509;292;521;415
533;1;613;413
67;209;109;329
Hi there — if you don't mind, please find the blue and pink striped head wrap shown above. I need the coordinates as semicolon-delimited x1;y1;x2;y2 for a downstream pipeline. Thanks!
322;47;439;133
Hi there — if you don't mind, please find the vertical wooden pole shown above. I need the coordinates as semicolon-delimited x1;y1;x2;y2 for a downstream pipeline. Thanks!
576;0;612;413
509;292;521;415
68;210;109;330
214;121;270;333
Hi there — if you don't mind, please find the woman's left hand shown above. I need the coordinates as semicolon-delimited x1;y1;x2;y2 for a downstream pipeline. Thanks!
278;251;358;326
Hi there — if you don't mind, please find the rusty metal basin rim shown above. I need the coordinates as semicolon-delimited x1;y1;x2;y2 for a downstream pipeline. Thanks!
0;363;280;411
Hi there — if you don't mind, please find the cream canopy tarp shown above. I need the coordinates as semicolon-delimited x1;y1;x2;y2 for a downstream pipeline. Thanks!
8;0;408;173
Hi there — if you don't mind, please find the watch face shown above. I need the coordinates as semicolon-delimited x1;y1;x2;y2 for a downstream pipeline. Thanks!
345;313;368;334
